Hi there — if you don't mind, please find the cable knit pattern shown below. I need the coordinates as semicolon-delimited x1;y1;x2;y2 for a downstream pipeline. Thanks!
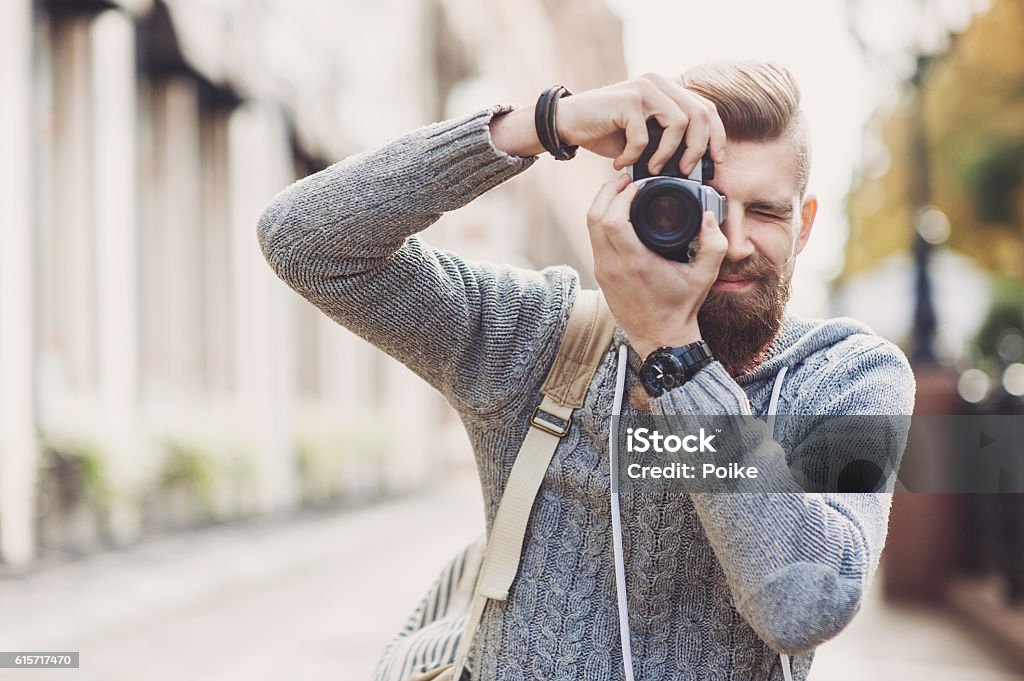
257;106;917;681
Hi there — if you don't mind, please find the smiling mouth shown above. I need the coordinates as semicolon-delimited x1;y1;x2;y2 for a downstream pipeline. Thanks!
712;278;754;291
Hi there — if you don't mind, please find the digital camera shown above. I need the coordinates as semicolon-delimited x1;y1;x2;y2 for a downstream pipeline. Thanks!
630;119;727;263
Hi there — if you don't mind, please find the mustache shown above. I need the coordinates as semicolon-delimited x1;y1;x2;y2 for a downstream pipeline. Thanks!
716;255;782;282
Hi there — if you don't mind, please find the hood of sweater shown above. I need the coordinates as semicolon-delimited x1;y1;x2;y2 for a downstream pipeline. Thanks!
737;310;882;386
615;308;882;390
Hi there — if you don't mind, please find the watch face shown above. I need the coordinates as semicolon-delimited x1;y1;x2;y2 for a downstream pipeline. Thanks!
642;350;684;396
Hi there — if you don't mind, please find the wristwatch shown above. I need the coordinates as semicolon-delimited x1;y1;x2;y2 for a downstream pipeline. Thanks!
639;340;715;397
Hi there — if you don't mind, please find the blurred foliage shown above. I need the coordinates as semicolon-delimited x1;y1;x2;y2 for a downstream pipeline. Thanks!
157;433;254;521
294;403;391;505
38;440;112;512
845;0;1024;279
970;141;1024;225
159;440;219;512
973;278;1024;366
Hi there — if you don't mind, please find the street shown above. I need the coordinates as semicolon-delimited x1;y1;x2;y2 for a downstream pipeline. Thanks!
0;468;1019;680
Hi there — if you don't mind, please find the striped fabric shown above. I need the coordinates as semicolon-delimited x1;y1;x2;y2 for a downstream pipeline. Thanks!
371;536;486;681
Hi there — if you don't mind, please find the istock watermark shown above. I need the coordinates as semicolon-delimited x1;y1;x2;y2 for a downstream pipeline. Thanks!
613;414;1024;494
623;426;761;482
625;427;718;454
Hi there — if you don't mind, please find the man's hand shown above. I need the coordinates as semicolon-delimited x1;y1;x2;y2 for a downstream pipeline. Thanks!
487;72;732;358
587;174;728;359
490;73;726;175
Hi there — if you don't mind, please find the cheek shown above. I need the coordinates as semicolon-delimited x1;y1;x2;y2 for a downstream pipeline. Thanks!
751;229;796;271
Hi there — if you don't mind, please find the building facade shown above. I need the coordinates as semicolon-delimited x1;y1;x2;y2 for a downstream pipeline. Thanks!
0;0;626;567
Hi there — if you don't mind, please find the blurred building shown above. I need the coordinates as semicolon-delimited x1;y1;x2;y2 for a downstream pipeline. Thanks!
839;0;1024;668
838;0;1024;358
0;0;626;567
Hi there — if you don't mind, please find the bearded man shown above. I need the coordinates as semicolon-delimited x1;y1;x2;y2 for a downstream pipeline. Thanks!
258;61;916;681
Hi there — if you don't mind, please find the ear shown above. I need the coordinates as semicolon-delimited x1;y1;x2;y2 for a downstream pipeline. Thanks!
794;194;817;255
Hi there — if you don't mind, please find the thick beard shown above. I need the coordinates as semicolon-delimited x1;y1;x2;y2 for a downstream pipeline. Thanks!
697;256;792;377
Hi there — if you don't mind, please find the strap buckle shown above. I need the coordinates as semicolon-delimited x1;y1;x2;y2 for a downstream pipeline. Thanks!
530;405;570;437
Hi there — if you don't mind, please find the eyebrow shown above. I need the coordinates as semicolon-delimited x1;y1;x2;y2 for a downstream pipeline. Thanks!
744;200;794;218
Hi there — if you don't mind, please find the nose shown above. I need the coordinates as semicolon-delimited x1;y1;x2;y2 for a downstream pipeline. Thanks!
720;202;755;263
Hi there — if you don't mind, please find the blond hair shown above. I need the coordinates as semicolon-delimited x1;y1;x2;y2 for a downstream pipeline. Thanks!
674;61;810;197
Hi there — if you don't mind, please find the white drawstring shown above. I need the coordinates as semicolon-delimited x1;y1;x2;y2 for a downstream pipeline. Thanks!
767;365;788;436
780;654;793;681
609;352;793;681
767;367;793;681
609;344;636;681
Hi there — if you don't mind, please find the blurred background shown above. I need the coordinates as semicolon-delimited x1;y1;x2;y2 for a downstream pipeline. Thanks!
1;0;1023;678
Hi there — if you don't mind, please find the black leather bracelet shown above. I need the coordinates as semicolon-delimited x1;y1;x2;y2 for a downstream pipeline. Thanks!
535;87;561;157
534;85;579;161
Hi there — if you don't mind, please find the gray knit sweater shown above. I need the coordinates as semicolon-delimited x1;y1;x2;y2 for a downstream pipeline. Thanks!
257;105;916;680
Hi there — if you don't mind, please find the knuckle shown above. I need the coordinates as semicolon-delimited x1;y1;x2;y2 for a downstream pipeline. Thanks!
599;259;624;282
595;267;618;286
624;258;646;278
666;112;688;129
624;89;644;108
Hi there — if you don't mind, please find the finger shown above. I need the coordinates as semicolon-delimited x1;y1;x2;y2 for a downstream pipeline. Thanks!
640;86;688;175
587;177;632;280
596;181;648;258
680;108;711;176
587;218;616;279
587;174;632;229
688;211;728;276
702;98;728;163
613;108;650;171
644;74;725;168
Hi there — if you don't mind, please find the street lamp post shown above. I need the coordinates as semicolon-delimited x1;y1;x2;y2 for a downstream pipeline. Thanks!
909;54;939;364
847;0;980;605
846;0;977;364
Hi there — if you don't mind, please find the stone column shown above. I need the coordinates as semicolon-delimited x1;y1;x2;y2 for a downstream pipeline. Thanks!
91;9;142;544
0;0;36;566
228;102;298;514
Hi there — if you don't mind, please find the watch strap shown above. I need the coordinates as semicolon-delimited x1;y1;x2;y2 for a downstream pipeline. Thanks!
676;340;714;379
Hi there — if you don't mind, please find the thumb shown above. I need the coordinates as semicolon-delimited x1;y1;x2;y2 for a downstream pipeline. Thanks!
690;211;728;274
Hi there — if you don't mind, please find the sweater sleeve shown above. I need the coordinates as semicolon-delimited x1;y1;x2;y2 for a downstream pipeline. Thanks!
257;106;577;416
649;341;915;656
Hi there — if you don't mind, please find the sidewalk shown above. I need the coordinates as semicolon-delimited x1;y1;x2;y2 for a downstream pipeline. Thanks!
0;471;486;681
0;469;1019;680
812;568;1022;680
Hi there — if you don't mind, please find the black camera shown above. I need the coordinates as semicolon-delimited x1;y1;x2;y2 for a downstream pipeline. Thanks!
630;119;727;262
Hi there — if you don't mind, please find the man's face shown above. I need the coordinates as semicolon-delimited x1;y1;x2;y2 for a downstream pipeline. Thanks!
698;137;817;376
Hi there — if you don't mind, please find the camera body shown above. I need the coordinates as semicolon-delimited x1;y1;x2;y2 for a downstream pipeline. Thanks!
630;119;727;262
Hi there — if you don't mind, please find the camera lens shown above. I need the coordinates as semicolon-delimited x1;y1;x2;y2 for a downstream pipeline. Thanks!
630;178;703;262
648;195;686;234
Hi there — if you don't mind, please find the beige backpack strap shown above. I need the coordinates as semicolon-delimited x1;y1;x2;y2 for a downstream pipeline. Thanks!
450;289;615;680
